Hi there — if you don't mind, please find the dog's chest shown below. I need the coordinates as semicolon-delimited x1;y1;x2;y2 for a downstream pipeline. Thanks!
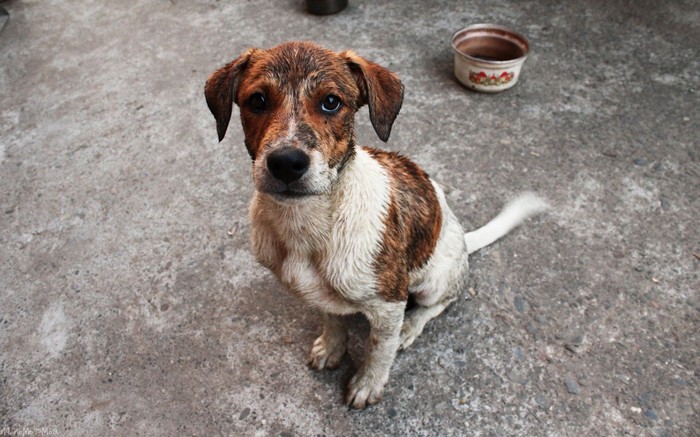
279;247;358;314
274;199;386;313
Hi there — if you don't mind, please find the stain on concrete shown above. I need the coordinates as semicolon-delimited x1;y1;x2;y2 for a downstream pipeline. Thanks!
39;302;69;359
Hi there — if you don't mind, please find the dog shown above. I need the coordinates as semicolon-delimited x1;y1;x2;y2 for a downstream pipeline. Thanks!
205;41;548;409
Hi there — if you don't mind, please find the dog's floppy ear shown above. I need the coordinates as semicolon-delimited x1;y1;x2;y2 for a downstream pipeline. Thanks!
204;49;255;142
341;51;404;142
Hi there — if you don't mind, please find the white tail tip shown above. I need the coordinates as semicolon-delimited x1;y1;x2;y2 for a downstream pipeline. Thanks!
464;192;549;255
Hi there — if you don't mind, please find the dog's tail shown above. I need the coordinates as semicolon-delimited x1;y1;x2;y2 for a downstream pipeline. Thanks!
464;192;549;255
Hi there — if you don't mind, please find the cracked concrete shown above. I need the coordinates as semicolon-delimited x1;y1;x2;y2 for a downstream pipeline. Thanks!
1;0;698;435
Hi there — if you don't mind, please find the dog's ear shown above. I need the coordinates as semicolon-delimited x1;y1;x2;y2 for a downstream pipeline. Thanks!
341;51;404;142
204;49;255;142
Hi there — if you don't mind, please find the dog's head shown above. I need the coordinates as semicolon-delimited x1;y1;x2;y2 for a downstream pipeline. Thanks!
205;42;404;202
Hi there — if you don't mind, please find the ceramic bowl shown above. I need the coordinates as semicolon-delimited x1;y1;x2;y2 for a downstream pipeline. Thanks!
451;24;530;93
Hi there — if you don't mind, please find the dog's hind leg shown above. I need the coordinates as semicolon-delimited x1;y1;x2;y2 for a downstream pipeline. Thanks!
401;250;468;350
399;294;458;350
400;246;468;350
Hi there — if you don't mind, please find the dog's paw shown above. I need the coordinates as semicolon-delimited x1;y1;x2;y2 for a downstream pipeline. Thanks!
345;371;386;409
308;335;346;370
399;318;423;351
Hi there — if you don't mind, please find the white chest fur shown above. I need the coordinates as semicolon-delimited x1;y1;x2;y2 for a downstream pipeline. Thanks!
250;148;392;314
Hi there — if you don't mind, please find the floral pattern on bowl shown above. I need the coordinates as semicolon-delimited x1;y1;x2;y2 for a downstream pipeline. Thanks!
469;71;515;86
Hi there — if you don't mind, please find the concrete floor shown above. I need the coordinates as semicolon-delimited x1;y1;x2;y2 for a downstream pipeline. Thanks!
1;0;698;435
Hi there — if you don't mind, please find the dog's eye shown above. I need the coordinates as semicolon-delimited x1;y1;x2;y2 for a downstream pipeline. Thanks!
321;95;342;114
247;93;267;114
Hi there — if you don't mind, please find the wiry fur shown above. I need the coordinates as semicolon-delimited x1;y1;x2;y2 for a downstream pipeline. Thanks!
204;41;548;409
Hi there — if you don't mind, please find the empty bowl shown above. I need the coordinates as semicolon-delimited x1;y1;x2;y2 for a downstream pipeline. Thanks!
451;24;530;93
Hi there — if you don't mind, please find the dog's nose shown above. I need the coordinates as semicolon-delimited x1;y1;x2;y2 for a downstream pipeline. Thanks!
266;147;310;184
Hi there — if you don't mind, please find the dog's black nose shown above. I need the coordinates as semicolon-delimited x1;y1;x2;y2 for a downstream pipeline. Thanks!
266;147;310;184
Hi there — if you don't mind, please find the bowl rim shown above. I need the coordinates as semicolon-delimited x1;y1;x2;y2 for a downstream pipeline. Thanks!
451;23;530;67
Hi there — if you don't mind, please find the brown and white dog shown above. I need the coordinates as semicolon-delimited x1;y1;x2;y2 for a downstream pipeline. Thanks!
205;41;547;409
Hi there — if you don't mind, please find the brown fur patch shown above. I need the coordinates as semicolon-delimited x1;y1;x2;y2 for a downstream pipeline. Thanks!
204;49;255;142
340;51;404;142
365;147;443;302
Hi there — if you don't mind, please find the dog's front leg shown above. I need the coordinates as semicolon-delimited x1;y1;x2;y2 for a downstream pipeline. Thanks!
346;302;405;409
308;313;348;370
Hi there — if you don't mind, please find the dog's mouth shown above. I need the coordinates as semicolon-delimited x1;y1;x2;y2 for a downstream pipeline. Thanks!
280;190;312;198
255;176;323;202
270;189;316;201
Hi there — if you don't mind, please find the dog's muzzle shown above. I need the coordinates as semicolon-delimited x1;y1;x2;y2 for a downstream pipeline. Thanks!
266;146;310;184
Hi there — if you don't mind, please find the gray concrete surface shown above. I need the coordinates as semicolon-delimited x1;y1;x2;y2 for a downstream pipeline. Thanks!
1;0;698;435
